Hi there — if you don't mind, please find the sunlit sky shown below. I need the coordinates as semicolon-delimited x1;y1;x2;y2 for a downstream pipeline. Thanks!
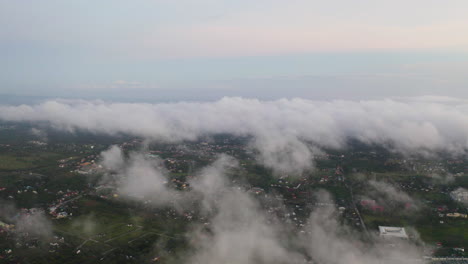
1;0;468;101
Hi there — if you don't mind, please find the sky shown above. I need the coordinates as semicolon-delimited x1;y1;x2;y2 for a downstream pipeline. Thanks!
1;0;468;101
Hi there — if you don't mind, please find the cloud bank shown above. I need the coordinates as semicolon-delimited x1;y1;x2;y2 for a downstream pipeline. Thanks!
1;96;468;173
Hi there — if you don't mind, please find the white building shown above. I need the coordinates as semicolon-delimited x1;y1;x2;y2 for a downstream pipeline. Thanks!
379;226;408;239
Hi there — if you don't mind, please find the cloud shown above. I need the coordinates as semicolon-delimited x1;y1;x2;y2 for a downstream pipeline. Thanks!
100;145;125;171
186;189;302;264
99;146;242;212
252;135;316;176
0;201;53;241
188;154;238;211
367;180;421;211
450;188;468;206
1;96;468;174
71;214;97;236
100;147;182;207
426;172;455;185
14;210;53;240
30;127;48;142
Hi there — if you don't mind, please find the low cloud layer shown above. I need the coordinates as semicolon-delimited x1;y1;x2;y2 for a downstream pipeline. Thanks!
1;96;468;173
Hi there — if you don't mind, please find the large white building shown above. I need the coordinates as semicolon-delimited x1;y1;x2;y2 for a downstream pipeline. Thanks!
379;226;408;239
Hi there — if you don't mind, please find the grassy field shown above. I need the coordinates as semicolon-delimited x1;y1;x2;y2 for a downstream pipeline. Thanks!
51;196;188;262
362;213;407;230
417;219;468;247
0;152;63;170
54;197;144;241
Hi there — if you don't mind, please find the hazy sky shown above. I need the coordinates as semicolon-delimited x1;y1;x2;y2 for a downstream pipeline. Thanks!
1;0;468;101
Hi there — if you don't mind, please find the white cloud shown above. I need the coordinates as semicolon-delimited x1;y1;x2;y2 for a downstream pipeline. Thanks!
2;96;468;173
0;202;53;241
367;180;421;211
100;147;181;206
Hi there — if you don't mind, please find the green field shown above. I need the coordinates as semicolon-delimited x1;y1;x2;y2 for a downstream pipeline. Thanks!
417;220;468;247
49;196;188;263
0;152;63;170
362;211;468;252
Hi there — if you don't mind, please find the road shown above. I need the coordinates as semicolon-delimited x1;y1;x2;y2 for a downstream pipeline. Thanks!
345;180;369;235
